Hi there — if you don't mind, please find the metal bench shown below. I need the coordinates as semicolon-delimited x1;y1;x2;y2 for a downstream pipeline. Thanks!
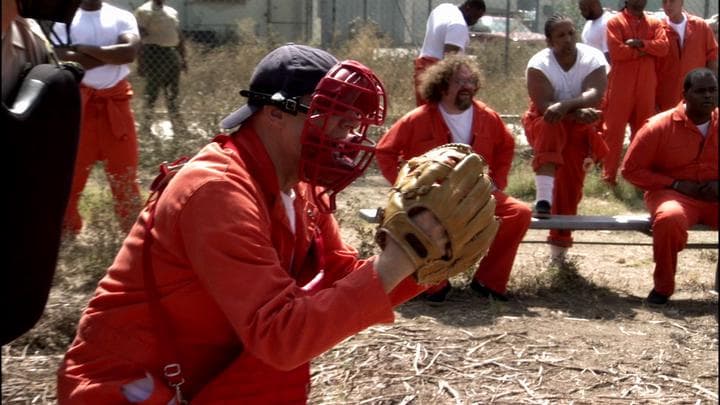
357;208;717;249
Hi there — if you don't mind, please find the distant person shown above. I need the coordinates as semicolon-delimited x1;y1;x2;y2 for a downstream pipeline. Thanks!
134;0;187;134
578;0;614;63
414;0;486;106
621;68;718;305
522;14;609;262
2;0;83;345
52;0;143;235
377;55;532;302
601;0;668;186
2;0;51;102
654;0;717;112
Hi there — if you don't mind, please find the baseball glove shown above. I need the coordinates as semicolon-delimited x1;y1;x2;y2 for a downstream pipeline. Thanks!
375;144;500;286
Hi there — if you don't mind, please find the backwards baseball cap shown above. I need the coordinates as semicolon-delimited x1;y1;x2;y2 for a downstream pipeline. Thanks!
220;44;339;129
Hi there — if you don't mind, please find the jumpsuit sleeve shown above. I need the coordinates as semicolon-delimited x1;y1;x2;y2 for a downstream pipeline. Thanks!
179;179;395;371
703;23;719;62
621;121;674;190
607;18;640;62
488;113;515;191
640;20;669;57
375;119;408;185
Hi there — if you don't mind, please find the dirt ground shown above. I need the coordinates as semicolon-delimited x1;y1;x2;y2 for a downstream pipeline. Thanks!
2;169;718;404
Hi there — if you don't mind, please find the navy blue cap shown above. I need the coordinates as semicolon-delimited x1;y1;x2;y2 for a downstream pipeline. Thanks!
220;44;338;129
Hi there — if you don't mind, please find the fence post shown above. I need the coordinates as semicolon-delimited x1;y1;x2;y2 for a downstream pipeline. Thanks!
703;0;709;18
504;0;510;75
266;0;271;35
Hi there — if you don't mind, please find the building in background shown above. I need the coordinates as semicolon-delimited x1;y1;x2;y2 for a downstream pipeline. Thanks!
105;0;717;47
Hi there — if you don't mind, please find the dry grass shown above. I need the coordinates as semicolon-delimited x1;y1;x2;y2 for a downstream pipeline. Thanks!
3;22;718;405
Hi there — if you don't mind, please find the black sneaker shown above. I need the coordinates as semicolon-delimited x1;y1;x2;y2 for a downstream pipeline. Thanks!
533;200;551;219
646;289;669;305
470;280;508;302
424;283;451;303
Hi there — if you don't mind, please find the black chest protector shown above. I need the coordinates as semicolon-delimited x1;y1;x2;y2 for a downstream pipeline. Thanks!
1;61;84;344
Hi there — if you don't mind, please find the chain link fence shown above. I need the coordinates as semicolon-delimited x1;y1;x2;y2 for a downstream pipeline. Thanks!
112;0;717;47
95;0;717;167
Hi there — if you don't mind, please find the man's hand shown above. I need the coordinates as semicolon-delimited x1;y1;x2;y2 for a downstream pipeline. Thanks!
672;179;718;201
625;39;644;48
543;102;569;123
53;46;77;61
625;39;646;56
572;108;602;124
375;210;448;292
375;144;499;289
697;180;719;201
53;45;104;70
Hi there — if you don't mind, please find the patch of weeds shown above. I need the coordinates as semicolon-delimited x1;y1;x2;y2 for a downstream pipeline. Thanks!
513;256;611;303
505;157;535;202
699;249;718;263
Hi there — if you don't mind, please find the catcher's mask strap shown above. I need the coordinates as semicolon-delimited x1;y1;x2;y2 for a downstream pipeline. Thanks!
240;90;310;116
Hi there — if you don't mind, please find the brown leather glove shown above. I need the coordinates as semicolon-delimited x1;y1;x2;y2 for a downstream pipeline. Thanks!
375;144;500;285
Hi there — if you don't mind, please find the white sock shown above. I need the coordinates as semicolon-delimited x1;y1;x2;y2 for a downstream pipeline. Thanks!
535;175;554;204
550;245;568;261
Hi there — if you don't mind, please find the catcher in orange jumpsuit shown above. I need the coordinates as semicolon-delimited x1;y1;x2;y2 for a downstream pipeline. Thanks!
52;0;143;234
522;15;609;259
56;44;453;404
377;55;532;302
602;0;669;185
622;68;718;305
654;0;718;112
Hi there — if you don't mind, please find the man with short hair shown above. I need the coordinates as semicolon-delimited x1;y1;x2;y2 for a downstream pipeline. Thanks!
52;0;143;235
55;44;453;403
654;0;717;112
522;14;609;262
578;0;614;63
601;0;668;186
622;68;718;305
378;55;532;302
134;0;187;133
414;0;486;106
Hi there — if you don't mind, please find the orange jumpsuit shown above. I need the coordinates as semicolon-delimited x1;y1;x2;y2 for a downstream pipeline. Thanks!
621;104;718;297
57;129;423;403
63;79;142;234
655;14;718;112
522;104;608;247
602;9;669;184
376;102;532;294
413;56;440;106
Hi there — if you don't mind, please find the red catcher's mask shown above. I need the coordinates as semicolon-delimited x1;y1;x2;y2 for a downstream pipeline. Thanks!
299;60;386;213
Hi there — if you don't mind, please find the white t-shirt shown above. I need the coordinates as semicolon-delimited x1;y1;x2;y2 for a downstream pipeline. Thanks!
53;3;139;89
526;43;608;102
439;103;474;144
664;13;688;47
581;10;613;55
420;3;469;59
696;120;710;137
281;190;297;235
